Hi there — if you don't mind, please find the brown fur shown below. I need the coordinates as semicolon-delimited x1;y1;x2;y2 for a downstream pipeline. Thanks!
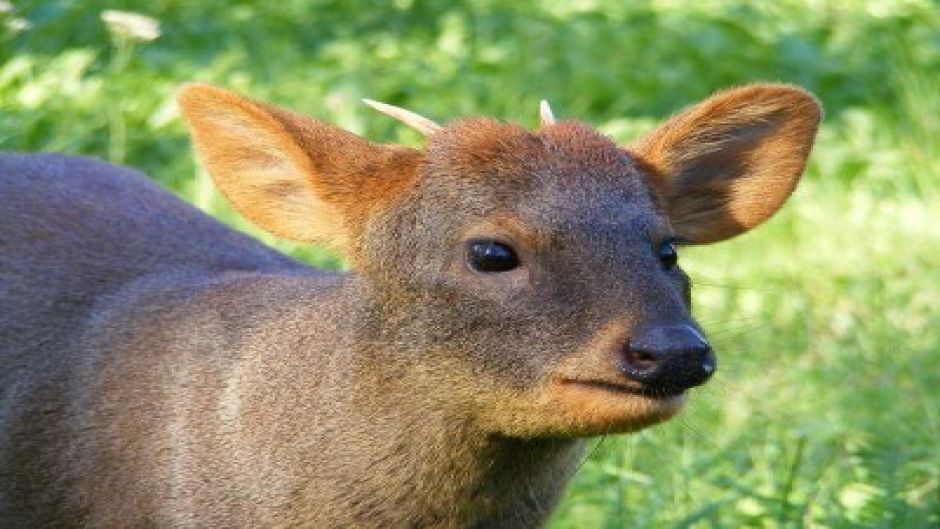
0;83;820;527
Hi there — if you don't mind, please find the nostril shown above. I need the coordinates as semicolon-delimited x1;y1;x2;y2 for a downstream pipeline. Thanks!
621;339;663;382
623;347;659;372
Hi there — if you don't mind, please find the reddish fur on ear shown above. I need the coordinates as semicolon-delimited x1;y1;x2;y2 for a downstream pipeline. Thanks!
629;83;822;243
177;84;421;257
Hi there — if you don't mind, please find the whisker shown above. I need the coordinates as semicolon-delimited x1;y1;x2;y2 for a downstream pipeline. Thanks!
674;415;717;446
691;280;780;292
706;322;774;340
570;435;608;480
697;316;768;328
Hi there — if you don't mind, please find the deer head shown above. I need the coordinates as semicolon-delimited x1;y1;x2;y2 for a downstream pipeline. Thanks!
178;83;820;437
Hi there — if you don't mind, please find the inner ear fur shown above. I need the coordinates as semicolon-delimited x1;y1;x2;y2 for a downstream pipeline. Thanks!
177;84;421;256
630;83;822;244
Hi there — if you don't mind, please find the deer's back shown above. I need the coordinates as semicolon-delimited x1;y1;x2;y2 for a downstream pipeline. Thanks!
0;153;303;368
2;153;299;294
0;153;312;523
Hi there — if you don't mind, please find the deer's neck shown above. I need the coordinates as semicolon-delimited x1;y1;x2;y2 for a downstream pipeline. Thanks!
229;275;584;527
209;278;582;528
294;389;586;528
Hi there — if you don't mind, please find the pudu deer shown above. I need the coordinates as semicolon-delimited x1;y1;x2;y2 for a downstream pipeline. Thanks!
0;83;820;527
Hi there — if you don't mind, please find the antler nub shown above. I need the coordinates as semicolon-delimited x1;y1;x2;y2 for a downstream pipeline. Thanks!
362;99;441;136
539;99;555;126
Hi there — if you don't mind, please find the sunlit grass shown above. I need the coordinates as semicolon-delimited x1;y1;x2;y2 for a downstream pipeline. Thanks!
2;1;938;526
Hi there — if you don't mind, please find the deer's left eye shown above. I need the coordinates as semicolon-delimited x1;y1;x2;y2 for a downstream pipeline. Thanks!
466;240;520;273
658;240;678;269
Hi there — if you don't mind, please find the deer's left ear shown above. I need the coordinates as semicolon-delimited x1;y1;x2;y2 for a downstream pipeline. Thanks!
629;84;822;244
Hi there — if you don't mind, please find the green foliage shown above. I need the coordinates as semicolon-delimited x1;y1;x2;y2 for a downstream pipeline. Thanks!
3;1;938;526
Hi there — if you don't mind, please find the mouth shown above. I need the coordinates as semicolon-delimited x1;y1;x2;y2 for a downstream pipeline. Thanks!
556;378;685;400
529;377;686;436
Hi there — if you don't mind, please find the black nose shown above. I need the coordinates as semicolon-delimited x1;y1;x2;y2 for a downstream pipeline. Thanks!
620;324;716;394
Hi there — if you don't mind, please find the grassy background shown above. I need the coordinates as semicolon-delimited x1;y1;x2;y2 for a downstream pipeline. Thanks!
3;1;939;527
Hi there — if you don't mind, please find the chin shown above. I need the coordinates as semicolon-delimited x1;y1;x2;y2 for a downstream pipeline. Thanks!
491;383;688;438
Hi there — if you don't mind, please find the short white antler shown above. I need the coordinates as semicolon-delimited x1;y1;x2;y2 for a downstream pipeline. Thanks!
362;99;441;136
539;99;555;126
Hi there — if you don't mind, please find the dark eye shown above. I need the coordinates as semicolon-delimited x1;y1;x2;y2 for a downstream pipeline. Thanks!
466;240;520;273
658;240;678;269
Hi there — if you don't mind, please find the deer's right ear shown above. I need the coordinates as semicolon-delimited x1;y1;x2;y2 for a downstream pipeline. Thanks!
177;84;421;254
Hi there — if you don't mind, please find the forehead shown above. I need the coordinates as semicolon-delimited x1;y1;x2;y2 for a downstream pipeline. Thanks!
422;117;664;231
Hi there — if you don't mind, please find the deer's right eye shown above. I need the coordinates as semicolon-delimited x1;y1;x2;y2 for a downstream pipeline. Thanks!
466;240;520;273
658;239;679;270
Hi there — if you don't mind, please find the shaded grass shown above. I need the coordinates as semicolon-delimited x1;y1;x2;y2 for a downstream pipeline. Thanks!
2;1;938;526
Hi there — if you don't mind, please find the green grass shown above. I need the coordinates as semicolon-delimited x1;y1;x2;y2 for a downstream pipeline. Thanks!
3;1;939;527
